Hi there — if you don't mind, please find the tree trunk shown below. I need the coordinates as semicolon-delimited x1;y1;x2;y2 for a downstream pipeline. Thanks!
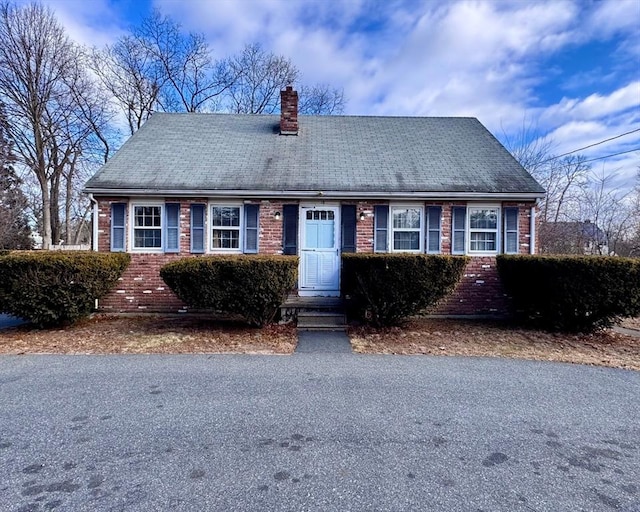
38;177;52;250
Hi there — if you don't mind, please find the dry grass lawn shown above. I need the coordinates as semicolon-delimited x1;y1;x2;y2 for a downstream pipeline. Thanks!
620;316;640;331
0;315;297;355
349;318;640;371
0;314;638;371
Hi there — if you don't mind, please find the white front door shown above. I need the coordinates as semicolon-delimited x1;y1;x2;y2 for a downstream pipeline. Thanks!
299;206;340;296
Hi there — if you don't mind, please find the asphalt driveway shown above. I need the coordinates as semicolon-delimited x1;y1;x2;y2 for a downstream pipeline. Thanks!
0;354;638;512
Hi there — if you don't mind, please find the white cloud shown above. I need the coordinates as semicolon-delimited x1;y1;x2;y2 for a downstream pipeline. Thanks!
585;0;640;38
540;82;640;124
21;0;128;48
29;0;640;191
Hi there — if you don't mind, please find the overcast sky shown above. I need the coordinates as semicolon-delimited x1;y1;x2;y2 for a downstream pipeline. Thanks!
35;0;640;190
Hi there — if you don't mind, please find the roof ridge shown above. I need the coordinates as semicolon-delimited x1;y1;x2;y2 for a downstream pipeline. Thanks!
149;112;479;120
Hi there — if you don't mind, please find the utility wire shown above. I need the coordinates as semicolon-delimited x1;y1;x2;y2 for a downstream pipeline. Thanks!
538;128;640;164
579;147;639;164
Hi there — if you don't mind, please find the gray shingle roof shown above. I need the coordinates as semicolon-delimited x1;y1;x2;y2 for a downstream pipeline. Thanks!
84;113;545;197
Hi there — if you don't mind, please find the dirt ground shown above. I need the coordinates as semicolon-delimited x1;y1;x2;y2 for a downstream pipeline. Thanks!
0;314;638;371
349;318;640;371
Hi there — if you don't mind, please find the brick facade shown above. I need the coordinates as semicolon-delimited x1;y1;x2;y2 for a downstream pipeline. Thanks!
96;198;538;315
431;257;506;315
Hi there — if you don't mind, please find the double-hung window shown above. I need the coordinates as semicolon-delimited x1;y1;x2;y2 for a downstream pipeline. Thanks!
133;205;163;249
211;205;242;251
391;206;423;252
468;206;499;253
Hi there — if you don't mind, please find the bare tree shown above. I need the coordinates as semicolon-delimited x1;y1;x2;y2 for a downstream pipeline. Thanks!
625;168;640;256
298;84;345;115
91;35;162;135
137;10;235;113
226;43;298;114
92;10;237;127
577;169;637;255
503;120;555;176
0;3;115;247
543;155;590;223
225;43;346;115
0;2;80;248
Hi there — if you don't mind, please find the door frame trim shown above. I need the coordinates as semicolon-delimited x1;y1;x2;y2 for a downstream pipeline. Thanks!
298;203;341;297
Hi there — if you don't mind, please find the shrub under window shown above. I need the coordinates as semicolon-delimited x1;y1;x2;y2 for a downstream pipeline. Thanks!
160;255;298;327
342;253;469;326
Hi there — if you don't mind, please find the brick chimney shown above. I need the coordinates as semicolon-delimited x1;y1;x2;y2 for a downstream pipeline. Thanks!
280;86;298;135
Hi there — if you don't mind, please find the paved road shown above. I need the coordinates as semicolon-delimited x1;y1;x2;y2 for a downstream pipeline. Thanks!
0;354;638;512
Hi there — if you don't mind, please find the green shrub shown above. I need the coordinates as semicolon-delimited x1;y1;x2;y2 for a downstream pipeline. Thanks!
160;255;298;327
0;251;131;327
497;255;640;332
341;254;469;326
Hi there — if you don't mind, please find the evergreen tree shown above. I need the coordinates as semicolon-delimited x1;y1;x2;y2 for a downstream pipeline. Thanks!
0;103;32;250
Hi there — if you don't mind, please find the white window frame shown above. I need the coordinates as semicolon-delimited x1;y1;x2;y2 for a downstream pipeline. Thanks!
130;201;164;253
389;204;424;253
209;202;243;253
467;204;501;256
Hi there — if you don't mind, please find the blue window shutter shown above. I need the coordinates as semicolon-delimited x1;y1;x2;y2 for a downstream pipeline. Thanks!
504;207;519;254
452;206;466;254
244;204;259;253
374;205;389;252
110;203;126;252
165;203;180;253
341;205;357;253
282;204;298;255
426;206;442;254
190;204;205;253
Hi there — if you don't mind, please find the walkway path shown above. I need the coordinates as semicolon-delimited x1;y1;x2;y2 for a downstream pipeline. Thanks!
295;330;352;354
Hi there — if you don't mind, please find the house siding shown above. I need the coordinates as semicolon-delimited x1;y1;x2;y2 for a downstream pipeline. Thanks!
96;197;537;315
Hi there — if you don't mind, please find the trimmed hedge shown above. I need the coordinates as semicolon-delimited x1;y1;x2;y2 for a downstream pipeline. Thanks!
0;251;131;327
160;255;298;327
497;255;640;332
342;254;469;326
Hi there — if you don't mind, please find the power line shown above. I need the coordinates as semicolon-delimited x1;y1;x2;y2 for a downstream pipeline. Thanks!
539;128;640;164
579;147;639;164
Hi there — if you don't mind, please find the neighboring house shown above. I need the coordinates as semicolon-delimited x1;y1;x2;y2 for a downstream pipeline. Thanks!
539;220;609;255
84;87;545;315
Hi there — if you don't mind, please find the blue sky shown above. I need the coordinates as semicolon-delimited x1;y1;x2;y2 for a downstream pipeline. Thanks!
40;0;639;189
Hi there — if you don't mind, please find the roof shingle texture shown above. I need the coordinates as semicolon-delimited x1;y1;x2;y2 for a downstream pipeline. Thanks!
85;113;545;195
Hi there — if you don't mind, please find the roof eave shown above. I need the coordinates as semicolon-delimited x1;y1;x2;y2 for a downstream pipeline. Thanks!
83;187;545;201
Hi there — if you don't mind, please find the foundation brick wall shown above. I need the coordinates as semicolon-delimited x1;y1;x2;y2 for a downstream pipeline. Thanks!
96;197;537;316
100;253;187;312
431;257;507;315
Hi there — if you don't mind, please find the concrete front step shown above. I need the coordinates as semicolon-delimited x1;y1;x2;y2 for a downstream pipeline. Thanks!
297;311;346;331
280;295;347;325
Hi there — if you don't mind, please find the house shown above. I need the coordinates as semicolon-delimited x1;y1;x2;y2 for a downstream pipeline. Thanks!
539;220;609;255
84;87;545;315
